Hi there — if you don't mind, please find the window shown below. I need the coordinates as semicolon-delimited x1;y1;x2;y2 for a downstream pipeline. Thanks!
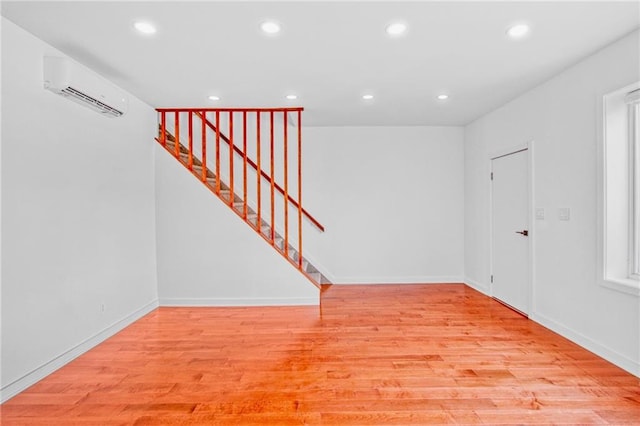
601;82;640;296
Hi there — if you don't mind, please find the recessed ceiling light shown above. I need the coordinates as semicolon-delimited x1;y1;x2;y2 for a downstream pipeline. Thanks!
506;23;530;39
386;22;407;36
134;21;157;35
208;95;220;101
362;94;374;100
285;94;297;100
437;94;449;100
261;21;281;34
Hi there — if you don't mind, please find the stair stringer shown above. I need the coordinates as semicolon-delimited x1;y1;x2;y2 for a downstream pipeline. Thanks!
157;122;331;288
157;128;331;286
155;143;320;305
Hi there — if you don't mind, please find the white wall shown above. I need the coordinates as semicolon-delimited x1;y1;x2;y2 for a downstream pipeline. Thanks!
154;144;318;305
1;18;159;401
0;16;4;400
303;126;464;284
464;30;640;376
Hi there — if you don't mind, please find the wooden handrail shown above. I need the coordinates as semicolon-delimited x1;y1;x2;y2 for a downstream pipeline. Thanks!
157;107;304;113
155;108;328;287
193;111;325;232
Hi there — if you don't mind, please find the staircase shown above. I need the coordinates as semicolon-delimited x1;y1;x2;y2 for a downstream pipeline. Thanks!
155;108;330;289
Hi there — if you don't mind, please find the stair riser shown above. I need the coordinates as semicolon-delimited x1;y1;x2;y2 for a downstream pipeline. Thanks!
156;133;328;289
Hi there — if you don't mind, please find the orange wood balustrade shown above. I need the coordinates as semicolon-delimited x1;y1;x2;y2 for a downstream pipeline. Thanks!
156;107;320;280
192;111;324;232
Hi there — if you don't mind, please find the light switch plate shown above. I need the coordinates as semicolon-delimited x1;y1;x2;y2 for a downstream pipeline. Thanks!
559;207;570;221
535;208;545;220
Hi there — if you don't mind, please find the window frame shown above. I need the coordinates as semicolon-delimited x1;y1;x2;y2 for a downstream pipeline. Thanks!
629;93;640;279
600;82;640;296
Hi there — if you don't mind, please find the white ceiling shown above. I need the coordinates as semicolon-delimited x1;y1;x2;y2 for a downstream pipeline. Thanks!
2;1;639;126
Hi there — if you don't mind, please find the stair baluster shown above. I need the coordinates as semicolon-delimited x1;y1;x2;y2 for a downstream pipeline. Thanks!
155;108;329;288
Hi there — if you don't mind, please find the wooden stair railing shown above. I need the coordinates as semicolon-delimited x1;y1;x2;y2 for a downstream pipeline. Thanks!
155;108;329;288
194;111;325;232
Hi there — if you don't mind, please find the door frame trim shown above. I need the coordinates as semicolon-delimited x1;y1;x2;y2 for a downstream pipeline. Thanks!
488;140;536;316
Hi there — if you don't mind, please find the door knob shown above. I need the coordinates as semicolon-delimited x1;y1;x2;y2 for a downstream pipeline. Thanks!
515;230;529;236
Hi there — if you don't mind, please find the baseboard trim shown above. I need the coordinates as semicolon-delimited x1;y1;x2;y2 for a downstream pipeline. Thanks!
464;277;489;294
1;299;159;403
333;276;464;285
530;311;640;378
159;297;319;307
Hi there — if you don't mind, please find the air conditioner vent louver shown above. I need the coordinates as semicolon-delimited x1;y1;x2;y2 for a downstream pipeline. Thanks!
43;56;128;118
61;87;124;117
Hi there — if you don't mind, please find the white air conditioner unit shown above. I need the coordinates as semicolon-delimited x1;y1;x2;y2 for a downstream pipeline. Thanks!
43;56;128;118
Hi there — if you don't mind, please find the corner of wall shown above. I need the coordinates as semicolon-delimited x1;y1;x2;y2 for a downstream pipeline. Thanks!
0;15;4;404
464;277;489;294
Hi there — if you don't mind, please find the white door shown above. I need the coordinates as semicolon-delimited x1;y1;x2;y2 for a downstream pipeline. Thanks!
491;149;529;315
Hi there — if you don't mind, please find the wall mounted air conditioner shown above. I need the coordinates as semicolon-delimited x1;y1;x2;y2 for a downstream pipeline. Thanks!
43;56;128;118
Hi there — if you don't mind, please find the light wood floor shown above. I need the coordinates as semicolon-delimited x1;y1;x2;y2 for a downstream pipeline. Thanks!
2;284;639;425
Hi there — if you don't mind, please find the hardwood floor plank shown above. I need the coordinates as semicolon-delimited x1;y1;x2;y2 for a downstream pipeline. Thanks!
2;284;639;424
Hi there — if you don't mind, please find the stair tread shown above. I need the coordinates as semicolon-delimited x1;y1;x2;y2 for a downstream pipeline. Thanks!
157;135;331;286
